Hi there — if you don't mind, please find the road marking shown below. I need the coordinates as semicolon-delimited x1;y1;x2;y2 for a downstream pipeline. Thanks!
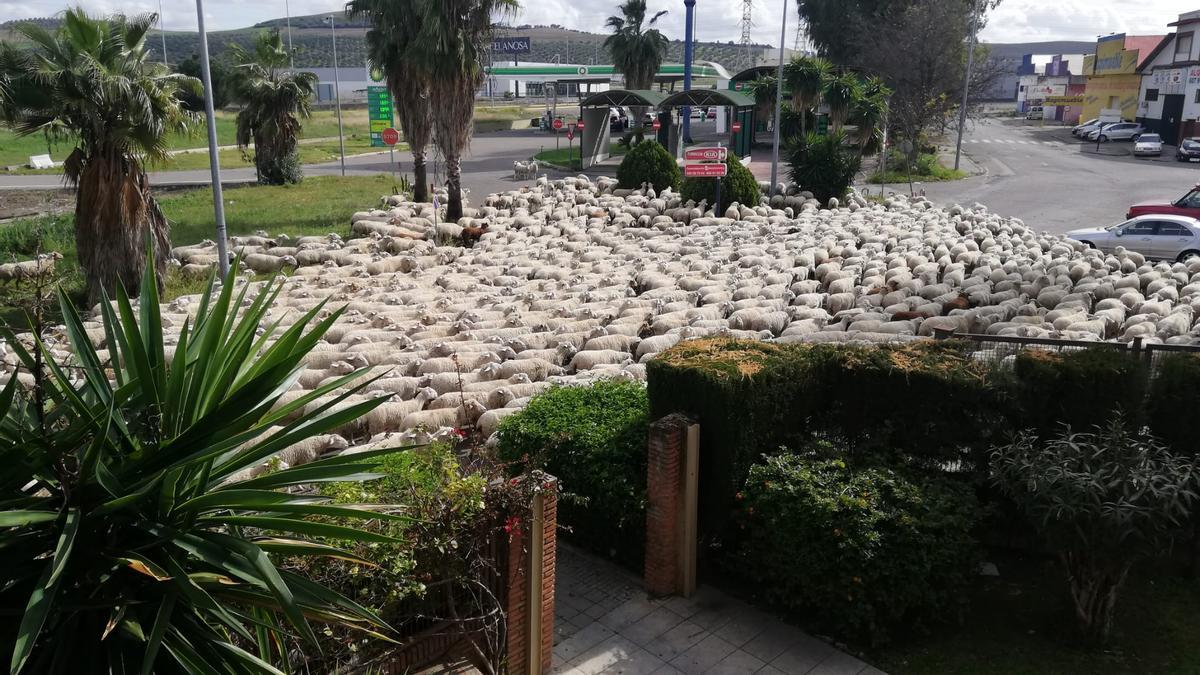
981;139;992;143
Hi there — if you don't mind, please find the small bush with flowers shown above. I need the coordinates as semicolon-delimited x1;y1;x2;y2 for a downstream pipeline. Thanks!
732;451;980;645
497;380;649;567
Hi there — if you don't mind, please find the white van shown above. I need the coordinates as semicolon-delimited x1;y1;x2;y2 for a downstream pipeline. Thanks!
1025;106;1044;120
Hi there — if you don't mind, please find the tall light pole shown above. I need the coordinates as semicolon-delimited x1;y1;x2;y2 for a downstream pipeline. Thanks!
157;0;168;67
682;0;696;144
284;0;294;70
769;0;788;197
325;16;347;176
954;0;981;171
195;0;230;278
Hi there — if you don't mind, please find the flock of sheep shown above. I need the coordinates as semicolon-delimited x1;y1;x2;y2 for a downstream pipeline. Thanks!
12;174;1200;470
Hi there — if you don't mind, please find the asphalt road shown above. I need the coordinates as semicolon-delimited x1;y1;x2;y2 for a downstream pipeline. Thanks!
869;117;1200;234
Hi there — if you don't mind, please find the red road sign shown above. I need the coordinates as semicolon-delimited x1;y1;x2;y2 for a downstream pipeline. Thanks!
652;119;662;131
566;127;575;141
552;118;563;130
684;147;728;162
731;121;742;132
683;162;728;178
577;120;585;129
381;127;400;146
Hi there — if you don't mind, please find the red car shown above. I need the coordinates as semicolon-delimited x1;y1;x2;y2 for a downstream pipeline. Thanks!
1126;184;1200;219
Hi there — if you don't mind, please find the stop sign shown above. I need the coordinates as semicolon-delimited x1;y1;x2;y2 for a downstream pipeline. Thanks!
577;120;585;130
381;127;400;146
552;118;563;130
652;119;662;131
732;121;742;132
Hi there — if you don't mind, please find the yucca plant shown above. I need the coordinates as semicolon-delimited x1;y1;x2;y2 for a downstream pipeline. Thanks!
0;259;407;673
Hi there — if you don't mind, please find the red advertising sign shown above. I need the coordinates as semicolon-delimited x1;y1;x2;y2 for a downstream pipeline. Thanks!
684;147;728;162
731;121;742;132
652;119;662;130
683;162;728;178
381;127;400;146
566;126;575;141
552;118;563;130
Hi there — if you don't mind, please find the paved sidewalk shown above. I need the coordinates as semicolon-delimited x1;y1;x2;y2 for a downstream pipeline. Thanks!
552;545;884;675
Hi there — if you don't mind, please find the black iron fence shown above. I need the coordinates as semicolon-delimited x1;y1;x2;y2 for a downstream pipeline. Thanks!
932;330;1200;376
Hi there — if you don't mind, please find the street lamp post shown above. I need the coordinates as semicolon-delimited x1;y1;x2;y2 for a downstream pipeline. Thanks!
157;0;168;67
769;0;788;197
954;0;981;171
325;16;347;177
194;0;230;278
682;0;696;144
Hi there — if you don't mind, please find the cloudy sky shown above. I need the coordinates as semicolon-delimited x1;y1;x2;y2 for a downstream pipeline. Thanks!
2;0;1197;45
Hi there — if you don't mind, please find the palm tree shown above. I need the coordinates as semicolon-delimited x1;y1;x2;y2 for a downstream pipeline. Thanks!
783;55;831;136
0;10;197;303
750;74;777;133
347;0;433;203
410;0;518;220
823;71;860;132
850;75;891;156
231;30;316;185
605;0;668;129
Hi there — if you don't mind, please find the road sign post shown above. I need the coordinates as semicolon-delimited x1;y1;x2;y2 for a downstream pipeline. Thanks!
682;145;728;216
382;127;400;181
577;121;584;170
553;117;563;151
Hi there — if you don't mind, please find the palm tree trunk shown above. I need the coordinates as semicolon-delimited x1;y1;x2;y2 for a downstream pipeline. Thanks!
412;149;429;203
445;153;463;221
429;75;475;221
74;151;169;305
392;72;433;203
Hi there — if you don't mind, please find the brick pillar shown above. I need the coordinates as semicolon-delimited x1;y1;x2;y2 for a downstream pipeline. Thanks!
504;477;558;674
645;414;698;597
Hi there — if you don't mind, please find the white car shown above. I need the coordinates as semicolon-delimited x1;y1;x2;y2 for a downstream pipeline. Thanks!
1072;118;1100;136
1087;122;1146;142
1066;214;1200;261
1133;133;1163;157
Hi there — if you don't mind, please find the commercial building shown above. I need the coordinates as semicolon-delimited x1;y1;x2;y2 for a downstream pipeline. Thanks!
1136;10;1200;145
1081;34;1166;123
1015;54;1088;122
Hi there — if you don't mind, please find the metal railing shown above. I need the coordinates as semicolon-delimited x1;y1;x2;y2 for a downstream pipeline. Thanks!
932;329;1200;376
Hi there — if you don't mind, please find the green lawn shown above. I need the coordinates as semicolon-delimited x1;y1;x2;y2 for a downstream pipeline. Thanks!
867;153;968;184
534;142;627;170
0;175;396;318
872;553;1200;675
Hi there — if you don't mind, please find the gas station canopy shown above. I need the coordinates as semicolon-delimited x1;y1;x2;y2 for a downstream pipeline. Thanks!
658;89;757;109
578;89;669;109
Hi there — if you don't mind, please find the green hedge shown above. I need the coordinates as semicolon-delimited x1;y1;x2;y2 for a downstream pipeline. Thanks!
616;139;681;191
1148;352;1200;455
680;153;760;209
647;339;1002;536
1013;348;1148;435
497;381;649;568
733;454;980;644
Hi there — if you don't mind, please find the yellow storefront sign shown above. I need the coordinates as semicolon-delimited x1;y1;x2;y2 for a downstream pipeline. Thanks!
1044;95;1084;105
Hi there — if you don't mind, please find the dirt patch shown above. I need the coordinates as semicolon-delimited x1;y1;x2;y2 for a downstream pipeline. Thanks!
0;189;76;221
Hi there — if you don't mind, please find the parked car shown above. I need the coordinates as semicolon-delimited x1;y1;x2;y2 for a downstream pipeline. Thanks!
1125;184;1200;218
1025;106;1043;120
1072;118;1100;136
609;108;628;132
1087;122;1145;142
690;107;704;120
1074;120;1113;138
1133;133;1163;157
1066;214;1200;261
706;108;717;119
1176;138;1200;162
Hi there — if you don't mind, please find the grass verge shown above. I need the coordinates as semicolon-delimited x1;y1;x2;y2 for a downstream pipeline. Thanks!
867;153;967;184
534;142;627;170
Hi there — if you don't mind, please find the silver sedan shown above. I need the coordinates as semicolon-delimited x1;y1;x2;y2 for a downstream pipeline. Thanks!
1066;215;1200;261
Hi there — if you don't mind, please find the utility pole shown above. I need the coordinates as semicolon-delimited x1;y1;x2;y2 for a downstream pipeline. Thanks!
683;0;696;144
194;0;229;278
740;0;753;69
769;0;788;197
325;16;347;176
157;0;168;67
954;0;981;171
284;0;294;69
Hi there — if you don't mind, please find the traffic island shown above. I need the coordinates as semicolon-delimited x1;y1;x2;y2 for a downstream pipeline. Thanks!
1080;144;1132;157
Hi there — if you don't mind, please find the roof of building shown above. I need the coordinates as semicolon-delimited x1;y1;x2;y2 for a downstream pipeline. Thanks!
579;90;668;108
1125;35;1169;67
659;89;756;109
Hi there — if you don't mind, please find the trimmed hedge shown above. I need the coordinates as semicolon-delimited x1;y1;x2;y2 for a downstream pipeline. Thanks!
680;153;761;209
496;381;649;568
733;454;980;644
647;339;1003;536
1012;348;1148;435
1148;352;1200;455
616;139;681;191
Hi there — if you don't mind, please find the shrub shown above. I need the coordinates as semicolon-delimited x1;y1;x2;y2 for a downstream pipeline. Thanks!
616;138;680;191
1147;352;1200;455
680;152;761;210
992;418;1200;642
497;381;650;567
0;261;399;672
733;454;980;644
1012;348;1148;435
786;130;861;203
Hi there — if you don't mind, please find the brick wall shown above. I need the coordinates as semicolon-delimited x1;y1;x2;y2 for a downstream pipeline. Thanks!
645;414;689;596
504;479;558;674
